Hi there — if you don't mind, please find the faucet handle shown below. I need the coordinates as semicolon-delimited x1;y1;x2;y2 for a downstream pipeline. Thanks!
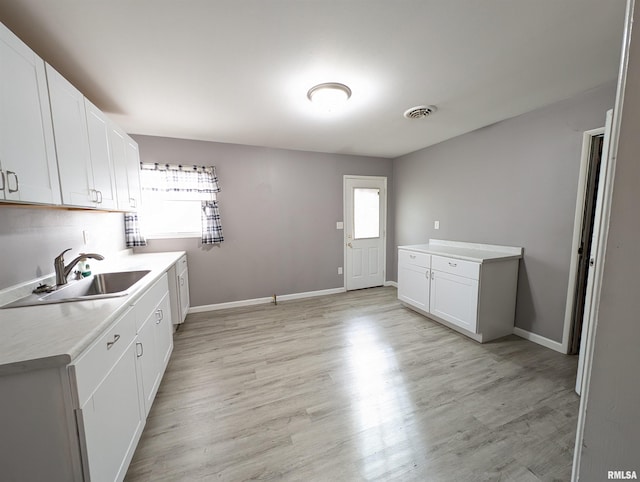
55;248;73;262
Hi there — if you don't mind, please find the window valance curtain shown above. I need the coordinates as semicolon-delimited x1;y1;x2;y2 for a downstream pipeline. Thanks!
140;163;221;201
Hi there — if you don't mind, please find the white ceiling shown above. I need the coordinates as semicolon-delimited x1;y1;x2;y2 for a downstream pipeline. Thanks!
0;1;627;158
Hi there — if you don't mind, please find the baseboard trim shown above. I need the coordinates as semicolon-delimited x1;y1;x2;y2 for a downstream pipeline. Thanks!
513;327;564;353
384;281;398;288
189;287;347;313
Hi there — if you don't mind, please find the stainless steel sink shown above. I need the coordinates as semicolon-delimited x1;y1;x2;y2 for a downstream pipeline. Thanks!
1;270;151;309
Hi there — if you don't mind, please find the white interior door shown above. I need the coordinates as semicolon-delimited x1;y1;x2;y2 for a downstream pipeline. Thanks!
344;176;386;290
575;109;614;395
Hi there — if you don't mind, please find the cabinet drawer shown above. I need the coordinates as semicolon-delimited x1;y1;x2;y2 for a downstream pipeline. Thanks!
398;249;430;268
431;255;480;280
71;306;137;407
134;273;169;331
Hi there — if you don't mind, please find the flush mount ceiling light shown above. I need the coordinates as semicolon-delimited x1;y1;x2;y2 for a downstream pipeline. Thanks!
404;105;438;119
307;82;352;112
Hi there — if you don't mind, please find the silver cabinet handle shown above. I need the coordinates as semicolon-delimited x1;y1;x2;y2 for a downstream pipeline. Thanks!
155;308;163;323
0;170;5;192
129;197;137;208
448;262;457;267
409;254;416;259
431;271;435;280
7;171;18;193
136;342;144;358
425;269;430;279
96;190;103;203
180;276;185;286
89;189;98;202
106;333;121;350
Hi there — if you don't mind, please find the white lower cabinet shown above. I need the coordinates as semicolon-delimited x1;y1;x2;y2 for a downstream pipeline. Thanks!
397;250;430;312
136;291;173;416
168;254;190;325
69;273;172;481
78;340;144;482
429;269;479;333
398;244;521;343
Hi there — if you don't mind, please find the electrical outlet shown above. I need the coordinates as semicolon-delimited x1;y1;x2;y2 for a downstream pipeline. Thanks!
434;221;440;230
336;221;344;230
338;267;343;275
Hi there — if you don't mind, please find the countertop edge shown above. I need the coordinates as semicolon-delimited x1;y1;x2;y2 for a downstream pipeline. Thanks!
398;243;523;263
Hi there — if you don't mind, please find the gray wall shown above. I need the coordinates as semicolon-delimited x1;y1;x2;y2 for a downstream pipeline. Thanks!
0;206;125;289
393;83;616;342
132;136;393;307
579;1;640;477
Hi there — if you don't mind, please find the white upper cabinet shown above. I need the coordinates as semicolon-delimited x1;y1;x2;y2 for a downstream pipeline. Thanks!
46;64;95;207
85;99;118;210
0;23;60;205
125;137;142;210
109;124;129;209
110;123;142;211
48;65;120;210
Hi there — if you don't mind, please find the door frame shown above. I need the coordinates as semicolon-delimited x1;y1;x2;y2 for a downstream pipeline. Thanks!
342;175;387;290
561;126;605;354
571;0;632;470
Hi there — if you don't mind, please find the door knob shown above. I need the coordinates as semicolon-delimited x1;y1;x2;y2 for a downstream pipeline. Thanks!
347;242;353;248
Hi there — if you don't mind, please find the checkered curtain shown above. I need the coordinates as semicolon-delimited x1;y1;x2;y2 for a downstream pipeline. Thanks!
201;200;224;244
124;212;147;247
140;163;220;199
139;163;223;244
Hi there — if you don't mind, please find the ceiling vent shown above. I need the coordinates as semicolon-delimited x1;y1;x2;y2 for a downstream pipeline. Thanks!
403;105;438;119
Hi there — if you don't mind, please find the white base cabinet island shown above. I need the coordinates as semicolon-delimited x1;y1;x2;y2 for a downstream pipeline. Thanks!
398;240;523;343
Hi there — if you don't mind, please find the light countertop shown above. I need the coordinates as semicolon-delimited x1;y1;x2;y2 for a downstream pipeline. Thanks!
398;239;523;263
0;251;185;376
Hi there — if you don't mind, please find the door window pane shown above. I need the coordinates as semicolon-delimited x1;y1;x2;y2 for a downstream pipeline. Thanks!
354;188;380;239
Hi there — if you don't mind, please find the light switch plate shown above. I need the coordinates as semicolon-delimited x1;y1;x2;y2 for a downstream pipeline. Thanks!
434;221;440;229
336;221;344;230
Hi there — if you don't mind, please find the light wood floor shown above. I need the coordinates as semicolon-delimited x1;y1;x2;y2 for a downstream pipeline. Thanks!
125;287;579;481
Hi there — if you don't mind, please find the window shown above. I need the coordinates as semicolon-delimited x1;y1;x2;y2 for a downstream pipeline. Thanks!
139;195;203;237
136;163;223;243
353;187;380;239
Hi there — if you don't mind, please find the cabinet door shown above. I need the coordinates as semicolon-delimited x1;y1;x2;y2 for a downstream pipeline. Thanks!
178;265;190;323
0;23;60;204
46;64;95;207
125;137;142;211
398;263;430;312
108;124;130;210
155;292;174;371
136;292;173;416
430;270;479;332
78;340;144;482
85;99;118;209
136;312;159;417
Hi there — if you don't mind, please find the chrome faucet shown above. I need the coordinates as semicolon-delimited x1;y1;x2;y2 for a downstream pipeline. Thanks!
54;248;105;286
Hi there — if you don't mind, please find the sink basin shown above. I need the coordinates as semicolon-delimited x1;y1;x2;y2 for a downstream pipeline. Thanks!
1;270;151;309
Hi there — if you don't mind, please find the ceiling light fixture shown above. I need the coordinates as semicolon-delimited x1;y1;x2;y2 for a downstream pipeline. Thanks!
307;82;352;112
